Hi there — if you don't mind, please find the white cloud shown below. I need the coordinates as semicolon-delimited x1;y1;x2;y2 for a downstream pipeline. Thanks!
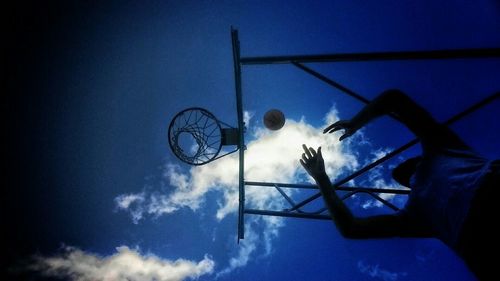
29;246;214;281
116;109;359;223
358;260;407;281
115;193;146;224
115;107;399;275
216;225;259;278
243;110;254;126
115;193;145;209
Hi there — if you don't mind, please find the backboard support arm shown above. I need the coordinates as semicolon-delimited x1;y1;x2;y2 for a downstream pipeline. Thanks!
231;27;500;241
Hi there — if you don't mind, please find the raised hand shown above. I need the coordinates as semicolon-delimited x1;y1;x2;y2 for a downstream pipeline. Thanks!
323;119;359;141
300;144;326;179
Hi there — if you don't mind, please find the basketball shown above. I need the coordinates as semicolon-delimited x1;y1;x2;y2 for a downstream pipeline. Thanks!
263;109;285;130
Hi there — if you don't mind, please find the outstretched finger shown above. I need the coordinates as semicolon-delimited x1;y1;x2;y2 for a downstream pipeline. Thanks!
309;147;317;157
302;144;312;159
299;159;307;168
323;124;335;134
323;120;345;134
339;133;351;141
323;121;341;134
302;153;308;162
328;126;344;134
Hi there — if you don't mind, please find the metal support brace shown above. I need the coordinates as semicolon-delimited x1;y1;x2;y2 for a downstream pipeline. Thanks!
244;181;410;220
231;28;500;240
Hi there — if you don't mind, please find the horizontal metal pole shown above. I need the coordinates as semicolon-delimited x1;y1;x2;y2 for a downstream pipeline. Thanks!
245;181;410;195
240;48;500;65
245;181;317;189
343;186;412;195
244;209;331;220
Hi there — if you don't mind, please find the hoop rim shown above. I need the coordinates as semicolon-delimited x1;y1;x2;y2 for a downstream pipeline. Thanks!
168;107;223;166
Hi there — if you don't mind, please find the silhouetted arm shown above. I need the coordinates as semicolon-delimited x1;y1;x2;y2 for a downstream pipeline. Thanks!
324;89;468;149
300;145;433;238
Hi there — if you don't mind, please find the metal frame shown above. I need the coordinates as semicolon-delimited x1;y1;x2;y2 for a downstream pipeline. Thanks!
231;27;500;241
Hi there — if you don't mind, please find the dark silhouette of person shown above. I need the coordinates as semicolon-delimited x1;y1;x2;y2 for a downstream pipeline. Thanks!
300;89;499;280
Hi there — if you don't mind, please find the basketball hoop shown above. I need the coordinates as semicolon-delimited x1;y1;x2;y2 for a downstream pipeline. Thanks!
168;107;241;165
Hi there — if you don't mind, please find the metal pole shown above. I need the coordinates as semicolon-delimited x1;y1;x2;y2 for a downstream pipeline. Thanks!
244;181;410;194
241;48;500;65
244;209;331;220
292;62;370;104
245;181;318;189
231;27;245;241
443;92;500;125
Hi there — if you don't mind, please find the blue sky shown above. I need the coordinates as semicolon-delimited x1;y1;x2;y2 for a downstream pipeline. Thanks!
6;1;500;280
